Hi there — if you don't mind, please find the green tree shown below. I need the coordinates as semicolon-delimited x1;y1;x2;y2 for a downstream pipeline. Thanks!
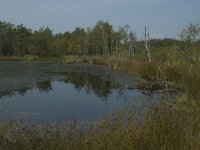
53;33;68;56
70;27;85;54
0;21;15;56
88;21;113;55
178;24;200;62
31;27;53;56
13;24;32;56
178;24;200;43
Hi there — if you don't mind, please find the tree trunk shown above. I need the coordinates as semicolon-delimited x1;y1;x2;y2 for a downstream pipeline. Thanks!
144;27;152;63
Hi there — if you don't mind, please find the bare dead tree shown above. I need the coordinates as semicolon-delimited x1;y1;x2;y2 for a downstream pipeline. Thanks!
115;37;119;58
129;45;135;60
144;27;152;63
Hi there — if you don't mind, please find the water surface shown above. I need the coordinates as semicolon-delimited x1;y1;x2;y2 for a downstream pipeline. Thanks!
0;62;174;124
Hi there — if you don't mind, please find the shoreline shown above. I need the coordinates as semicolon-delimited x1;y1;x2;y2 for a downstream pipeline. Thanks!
0;55;199;149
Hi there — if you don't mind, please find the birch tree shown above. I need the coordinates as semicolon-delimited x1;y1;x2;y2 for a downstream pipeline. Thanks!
128;31;136;60
144;27;152;63
178;24;200;62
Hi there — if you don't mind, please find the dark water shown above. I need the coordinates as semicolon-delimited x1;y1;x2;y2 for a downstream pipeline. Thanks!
0;62;174;124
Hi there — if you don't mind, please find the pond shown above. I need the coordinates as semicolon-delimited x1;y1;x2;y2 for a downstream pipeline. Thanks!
0;62;175;124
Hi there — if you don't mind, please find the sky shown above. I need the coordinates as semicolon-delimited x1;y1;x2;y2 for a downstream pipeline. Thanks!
0;0;199;39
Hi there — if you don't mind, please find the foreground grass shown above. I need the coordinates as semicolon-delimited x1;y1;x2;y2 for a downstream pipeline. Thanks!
0;103;199;150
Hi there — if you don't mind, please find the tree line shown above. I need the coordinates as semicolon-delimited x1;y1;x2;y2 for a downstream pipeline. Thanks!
0;20;136;58
0;20;199;60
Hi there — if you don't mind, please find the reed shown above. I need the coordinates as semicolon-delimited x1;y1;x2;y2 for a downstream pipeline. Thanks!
0;103;199;150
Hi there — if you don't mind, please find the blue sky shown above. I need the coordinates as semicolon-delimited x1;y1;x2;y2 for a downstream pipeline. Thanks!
0;0;199;38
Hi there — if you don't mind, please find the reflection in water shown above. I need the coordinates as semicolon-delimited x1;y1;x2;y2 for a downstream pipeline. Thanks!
63;72;122;101
0;87;32;99
0;71;177;101
37;81;52;93
0;62;178;123
17;87;31;96
0;73;177;124
0;81;53;98
0;72;123;101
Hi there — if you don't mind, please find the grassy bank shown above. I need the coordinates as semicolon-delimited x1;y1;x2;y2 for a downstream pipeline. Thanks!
0;55;88;64
90;56;200;106
0;103;199;150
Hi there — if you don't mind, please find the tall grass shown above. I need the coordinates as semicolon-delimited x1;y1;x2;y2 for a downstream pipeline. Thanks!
91;56;200;103
0;103;199;150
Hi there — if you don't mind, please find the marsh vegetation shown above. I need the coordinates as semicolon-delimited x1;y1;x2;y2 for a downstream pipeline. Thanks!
0;21;200;149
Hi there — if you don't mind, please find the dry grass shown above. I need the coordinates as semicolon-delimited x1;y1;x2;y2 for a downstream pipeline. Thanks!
91;56;200;103
0;56;22;61
0;103;199;150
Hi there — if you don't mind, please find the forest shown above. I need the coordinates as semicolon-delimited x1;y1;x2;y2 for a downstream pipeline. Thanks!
1;20;199;61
